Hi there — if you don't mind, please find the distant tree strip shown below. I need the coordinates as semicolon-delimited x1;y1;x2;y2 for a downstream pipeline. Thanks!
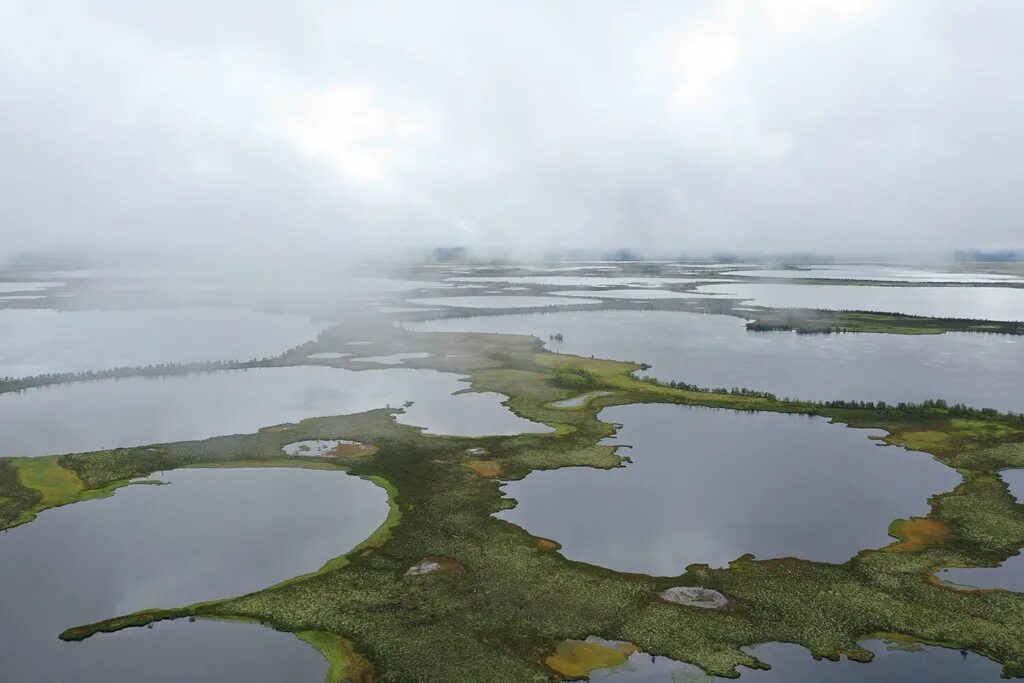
639;376;1024;421
0;343;316;395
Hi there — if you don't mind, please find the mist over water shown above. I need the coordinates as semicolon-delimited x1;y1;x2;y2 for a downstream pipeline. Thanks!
3;0;1024;677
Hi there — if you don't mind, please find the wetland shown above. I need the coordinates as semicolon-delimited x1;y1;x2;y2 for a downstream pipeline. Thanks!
2;261;1024;682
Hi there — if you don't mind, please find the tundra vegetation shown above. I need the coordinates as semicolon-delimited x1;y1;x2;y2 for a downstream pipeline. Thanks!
1;325;1023;681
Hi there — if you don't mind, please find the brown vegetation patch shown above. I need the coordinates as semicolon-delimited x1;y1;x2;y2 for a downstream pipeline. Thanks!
331;442;378;457
535;537;560;551
466;460;502;478
887;518;951;552
545;638;638;678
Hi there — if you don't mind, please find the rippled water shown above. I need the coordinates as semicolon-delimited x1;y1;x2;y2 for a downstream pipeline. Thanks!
0;366;548;456
407;310;1024;412
0;467;387;682
500;404;960;574
0;307;326;378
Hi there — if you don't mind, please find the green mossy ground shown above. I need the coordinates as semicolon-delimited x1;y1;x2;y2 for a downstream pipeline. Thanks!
3;328;1024;680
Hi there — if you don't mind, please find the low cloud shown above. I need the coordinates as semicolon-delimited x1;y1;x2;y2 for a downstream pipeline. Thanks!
1;0;1021;258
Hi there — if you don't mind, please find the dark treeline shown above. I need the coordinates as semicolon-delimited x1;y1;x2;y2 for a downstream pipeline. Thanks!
0;360;258;394
0;341;317;395
746;310;1024;336
640;376;1024;421
746;323;845;334
645;376;779;400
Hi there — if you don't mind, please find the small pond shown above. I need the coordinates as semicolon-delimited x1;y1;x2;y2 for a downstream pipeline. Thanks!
589;640;1003;681
406;310;1024;413
350;352;431;364
696;283;1024;322
0;467;388;682
0;366;548;457
499;404;960;574
0;307;326;378
283;439;374;457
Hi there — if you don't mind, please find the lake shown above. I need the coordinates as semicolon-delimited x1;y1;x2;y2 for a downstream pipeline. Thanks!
406;310;1024;413
0;307;326;378
0;467;388;682
499;404;960;574
0;366;548;457
696;282;1024;321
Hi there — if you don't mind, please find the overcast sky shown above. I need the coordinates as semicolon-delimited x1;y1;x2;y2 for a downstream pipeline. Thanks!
2;1;1022;258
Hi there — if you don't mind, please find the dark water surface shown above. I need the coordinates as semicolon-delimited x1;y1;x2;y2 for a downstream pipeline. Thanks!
0;467;388;682
590;640;1003;681
0;366;547;457
500;404;960;574
407;310;1024;412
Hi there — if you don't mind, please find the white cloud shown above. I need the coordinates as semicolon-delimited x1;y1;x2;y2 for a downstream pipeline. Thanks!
0;0;1021;256
270;85;437;183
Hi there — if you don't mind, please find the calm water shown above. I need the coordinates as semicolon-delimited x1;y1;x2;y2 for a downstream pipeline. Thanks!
938;469;1024;591
725;266;1022;283
409;295;603;309
500;404;959;574
407;310;1024;412
696;283;1024;321
0;307;326;378
0;366;548;456
349;352;431;364
0;281;64;294
1008;469;1024;502
448;276;716;287
552;289;712;300
591;640;1002;681
0;467;388;682
939;555;1024;593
